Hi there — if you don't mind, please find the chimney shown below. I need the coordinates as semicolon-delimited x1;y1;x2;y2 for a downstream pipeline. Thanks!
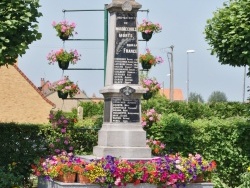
41;78;45;87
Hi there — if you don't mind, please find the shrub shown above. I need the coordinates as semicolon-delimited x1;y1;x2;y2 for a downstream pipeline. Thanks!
142;94;249;120
238;167;250;188
78;101;104;118
191;117;250;187
0;165;24;187
0;123;48;186
145;111;250;187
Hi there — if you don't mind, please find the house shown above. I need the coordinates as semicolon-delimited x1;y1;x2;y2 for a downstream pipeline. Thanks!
0;64;55;124
39;78;91;112
159;88;184;101
90;93;104;103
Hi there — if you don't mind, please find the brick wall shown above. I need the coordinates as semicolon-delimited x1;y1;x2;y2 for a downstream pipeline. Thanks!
0;65;54;124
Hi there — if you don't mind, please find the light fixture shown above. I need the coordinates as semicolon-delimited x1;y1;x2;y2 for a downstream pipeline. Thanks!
186;50;195;103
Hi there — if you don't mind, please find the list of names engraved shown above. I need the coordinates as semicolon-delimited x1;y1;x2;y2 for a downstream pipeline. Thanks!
113;12;138;84
112;98;139;122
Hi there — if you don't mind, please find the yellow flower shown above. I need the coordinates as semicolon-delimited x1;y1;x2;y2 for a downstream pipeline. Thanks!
247;166;250;171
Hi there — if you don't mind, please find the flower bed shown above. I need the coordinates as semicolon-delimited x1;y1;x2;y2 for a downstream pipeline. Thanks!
33;153;216;188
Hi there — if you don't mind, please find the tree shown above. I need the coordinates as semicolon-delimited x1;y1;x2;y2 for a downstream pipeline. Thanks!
188;92;204;103
0;0;42;66
208;91;227;102
204;0;250;73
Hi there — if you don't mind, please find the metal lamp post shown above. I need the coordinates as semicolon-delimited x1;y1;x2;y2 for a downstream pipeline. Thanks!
186;50;195;103
161;46;174;101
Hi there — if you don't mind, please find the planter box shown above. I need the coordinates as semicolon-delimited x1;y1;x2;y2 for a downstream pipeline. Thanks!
38;177;213;188
185;183;214;188
38;177;52;188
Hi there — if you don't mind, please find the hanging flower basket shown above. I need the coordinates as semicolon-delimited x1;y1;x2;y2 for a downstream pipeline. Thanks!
47;49;81;69
142;32;153;41
141;61;152;70
143;91;153;100
52;20;77;40
139;48;164;70
59;35;69;41
49;77;80;99
57;90;68;99
141;78;161;100
138;19;162;41
58;61;69;70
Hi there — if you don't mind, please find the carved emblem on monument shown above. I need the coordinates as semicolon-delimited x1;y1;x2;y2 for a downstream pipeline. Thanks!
122;0;132;11
120;86;135;96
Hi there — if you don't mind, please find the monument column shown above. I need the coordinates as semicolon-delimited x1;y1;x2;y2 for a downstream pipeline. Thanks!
93;0;151;159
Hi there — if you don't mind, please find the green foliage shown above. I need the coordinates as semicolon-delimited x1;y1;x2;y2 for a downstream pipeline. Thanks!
204;0;250;70
148;113;195;155
142;94;248;121
188;92;204;103
191;117;249;187
238;169;250;188
208;91;227;102
142;94;169;113
79;101;104;118
212;175;230;188
75;116;103;128
0;123;48;187
0;0;42;66
44;110;100;155
208;102;248;118
71;127;99;155
0;165;24;188
0;120;100;185
146;112;250;187
45;110;80;155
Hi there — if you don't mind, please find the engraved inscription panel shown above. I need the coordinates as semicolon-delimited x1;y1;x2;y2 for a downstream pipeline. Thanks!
112;98;139;122
104;98;111;122
113;12;138;84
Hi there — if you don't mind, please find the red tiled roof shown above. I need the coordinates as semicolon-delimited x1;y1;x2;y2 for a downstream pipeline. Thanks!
159;88;184;101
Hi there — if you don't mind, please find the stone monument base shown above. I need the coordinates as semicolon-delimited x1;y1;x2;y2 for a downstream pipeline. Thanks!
92;123;151;159
38;177;214;188
93;146;152;159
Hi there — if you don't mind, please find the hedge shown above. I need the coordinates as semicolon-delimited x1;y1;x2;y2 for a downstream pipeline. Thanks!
142;94;249;121
147;113;250;187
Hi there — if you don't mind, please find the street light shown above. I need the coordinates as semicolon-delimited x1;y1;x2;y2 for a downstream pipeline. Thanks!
168;46;174;101
161;45;174;101
186;50;195;103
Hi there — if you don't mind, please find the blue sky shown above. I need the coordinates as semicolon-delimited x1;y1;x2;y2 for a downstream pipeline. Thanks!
18;0;248;102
